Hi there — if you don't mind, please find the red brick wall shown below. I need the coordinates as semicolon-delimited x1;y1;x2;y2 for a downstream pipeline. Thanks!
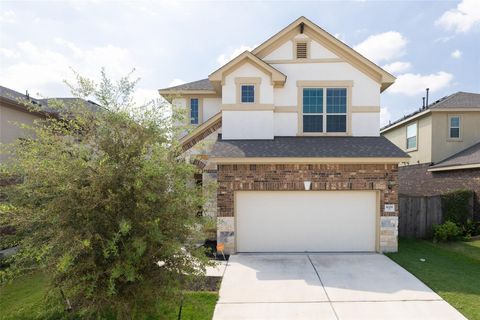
217;163;399;218
399;164;480;219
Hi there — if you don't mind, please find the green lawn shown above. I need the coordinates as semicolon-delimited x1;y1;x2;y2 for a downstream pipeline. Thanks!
387;239;480;320
0;273;218;320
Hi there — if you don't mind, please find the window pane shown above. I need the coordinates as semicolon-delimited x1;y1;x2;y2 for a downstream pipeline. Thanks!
190;98;199;124
303;115;323;132
450;127;460;138
450;116;460;127
327;115;346;132
407;136;417;149
326;88;347;113
241;85;255;103
303;88;323;113
406;123;417;138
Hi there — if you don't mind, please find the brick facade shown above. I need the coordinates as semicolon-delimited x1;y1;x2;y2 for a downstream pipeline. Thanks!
216;163;399;253
399;164;480;220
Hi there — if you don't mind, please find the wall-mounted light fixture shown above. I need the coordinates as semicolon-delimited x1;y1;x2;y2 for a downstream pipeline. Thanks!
304;181;311;191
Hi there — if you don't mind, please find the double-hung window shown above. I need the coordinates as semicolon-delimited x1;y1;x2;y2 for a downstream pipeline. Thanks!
190;98;199;124
406;123;417;150
449;116;460;139
241;85;255;103
302;87;347;133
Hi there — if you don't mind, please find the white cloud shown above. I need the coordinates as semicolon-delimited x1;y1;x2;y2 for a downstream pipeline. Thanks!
0;48;18;58
0;10;16;23
451;49;462;59
388;71;453;96
354;31;407;63
0;40;136;97
435;0;480;33
382;61;412;74
134;88;160;106
333;33;346;43
168;78;186;87
217;45;256;66
380;107;391;127
434;35;454;43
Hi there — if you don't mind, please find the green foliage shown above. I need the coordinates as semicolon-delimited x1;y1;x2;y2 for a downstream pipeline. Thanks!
434;221;462;242
0;69;212;318
441;189;473;224
0;273;218;320
462;220;480;238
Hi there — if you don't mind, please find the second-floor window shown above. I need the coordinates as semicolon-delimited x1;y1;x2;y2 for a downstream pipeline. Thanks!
241;85;255;103
303;88;347;133
449;116;461;139
190;98;199;124
406;122;417;150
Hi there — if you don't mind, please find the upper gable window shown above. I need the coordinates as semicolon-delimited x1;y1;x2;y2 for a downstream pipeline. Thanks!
302;88;347;133
190;98;199;124
406;123;417;150
241;85;255;103
296;42;308;59
449;115;461;139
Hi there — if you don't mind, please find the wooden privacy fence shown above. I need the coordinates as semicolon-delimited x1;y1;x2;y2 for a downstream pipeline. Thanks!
398;195;443;238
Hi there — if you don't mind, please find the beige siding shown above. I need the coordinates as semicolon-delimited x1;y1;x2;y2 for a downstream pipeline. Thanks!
0;103;42;162
382;115;432;165
431;111;480;163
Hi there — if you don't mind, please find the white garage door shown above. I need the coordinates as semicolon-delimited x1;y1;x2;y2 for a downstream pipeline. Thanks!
236;191;377;252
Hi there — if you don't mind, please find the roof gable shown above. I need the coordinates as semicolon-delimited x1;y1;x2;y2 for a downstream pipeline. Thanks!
252;16;396;92
208;51;287;89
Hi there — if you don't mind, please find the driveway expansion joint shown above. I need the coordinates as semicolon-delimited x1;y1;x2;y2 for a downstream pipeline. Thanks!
307;254;340;320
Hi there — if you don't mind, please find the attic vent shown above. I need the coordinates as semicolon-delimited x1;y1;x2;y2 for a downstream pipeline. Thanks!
296;42;307;59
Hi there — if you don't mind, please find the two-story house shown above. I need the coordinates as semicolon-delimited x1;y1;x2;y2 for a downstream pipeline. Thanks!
381;92;480;220
159;17;408;254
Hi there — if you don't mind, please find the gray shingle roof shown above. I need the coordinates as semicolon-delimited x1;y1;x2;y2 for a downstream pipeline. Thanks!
159;79;214;91
430;141;480;169
0;85;101;114
381;91;480;131
211;135;408;158
429;92;480;109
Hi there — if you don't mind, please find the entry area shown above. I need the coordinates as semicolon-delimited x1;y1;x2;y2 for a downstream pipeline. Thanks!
235;191;377;252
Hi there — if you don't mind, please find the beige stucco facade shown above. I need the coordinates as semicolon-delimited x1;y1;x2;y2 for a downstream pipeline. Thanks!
0;103;42;162
431;111;480;163
381;110;480;165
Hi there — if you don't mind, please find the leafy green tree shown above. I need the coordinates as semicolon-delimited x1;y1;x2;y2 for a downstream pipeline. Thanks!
0;70;211;318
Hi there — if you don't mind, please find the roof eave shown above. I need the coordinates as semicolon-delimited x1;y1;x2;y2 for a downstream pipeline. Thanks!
380;109;431;133
210;156;409;164
428;163;480;172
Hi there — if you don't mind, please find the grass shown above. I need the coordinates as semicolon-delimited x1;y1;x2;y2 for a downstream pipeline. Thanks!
0;272;218;320
386;239;480;320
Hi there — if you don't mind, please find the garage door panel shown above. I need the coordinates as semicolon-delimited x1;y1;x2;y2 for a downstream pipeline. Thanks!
236;191;376;252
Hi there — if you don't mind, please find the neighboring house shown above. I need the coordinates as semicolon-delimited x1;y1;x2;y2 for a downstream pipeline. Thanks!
381;92;480;219
0;85;100;162
159;17;408;254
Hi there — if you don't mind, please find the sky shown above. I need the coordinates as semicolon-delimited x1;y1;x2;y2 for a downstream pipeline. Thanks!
0;0;479;125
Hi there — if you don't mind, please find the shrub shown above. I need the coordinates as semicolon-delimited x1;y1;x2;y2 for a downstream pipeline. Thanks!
434;221;462;242
441;190;473;224
462;219;480;238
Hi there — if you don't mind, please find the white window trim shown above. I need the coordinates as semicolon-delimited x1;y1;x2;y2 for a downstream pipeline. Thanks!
447;114;462;141
296;81;352;136
405;122;418;152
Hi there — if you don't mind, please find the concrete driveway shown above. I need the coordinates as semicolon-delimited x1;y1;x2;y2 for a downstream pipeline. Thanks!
213;253;466;320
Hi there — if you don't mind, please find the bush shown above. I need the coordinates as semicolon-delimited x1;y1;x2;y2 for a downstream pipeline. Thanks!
434;221;462;242
462;219;480;238
441;190;473;224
